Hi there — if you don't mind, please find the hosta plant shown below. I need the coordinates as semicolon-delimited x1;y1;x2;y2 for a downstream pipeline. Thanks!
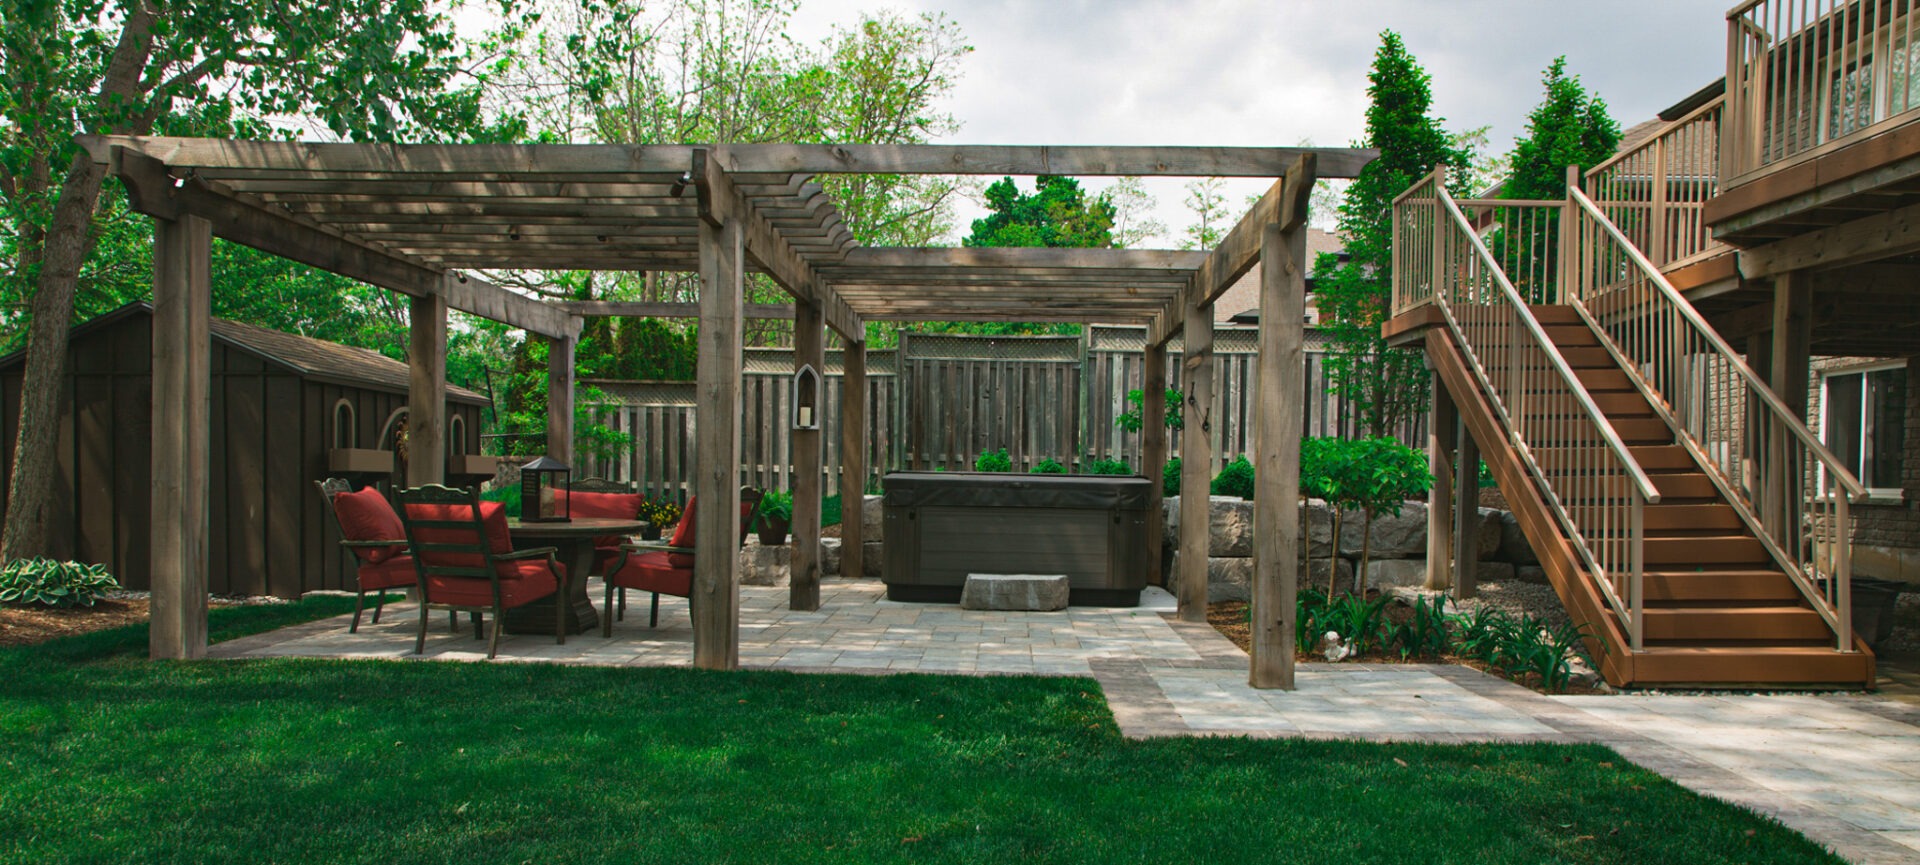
0;559;119;608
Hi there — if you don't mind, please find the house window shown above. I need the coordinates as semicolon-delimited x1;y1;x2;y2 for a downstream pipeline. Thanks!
1821;363;1907;494
332;400;357;450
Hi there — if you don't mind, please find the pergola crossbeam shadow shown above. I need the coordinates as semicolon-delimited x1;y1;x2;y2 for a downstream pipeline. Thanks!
83;134;1372;690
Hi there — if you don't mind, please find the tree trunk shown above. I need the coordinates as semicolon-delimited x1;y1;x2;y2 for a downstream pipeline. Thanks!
1358;508;1375;596
0;5;157;561
1326;508;1343;597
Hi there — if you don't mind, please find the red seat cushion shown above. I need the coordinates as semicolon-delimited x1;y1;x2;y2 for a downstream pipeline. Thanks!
403;500;513;569
332;488;406;563
424;558;562;608
554;490;643;547
355;555;417;591
606;550;691;598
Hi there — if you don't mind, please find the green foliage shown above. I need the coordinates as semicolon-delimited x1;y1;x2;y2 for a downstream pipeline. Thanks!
966;176;1117;249
1162;456;1182;498
1389;594;1452;660
481;485;522;519
1210;455;1256;500
0;559;117;607
1320;593;1393;656
1084;458;1133;476
1448;607;1594;693
1179;177;1230;250
973;448;1013;473
638;496;682;529
1503;58;1622;202
1114;388;1184;433
821;494;842;528
754;490;795;527
492;338;634;461
1031;458;1067;475
1299;437;1433;513
1313;30;1468;439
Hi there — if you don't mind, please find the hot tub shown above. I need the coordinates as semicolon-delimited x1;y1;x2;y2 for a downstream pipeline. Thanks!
881;471;1151;606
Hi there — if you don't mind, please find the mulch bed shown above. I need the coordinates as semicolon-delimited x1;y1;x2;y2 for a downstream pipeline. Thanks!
1206;600;1602;695
0;599;149;648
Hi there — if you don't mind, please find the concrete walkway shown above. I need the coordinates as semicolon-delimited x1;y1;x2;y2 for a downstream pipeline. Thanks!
213;578;1920;864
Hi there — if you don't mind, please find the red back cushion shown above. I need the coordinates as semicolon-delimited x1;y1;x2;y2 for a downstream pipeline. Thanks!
331;488;406;563
404;500;513;569
666;496;698;568
554;490;643;547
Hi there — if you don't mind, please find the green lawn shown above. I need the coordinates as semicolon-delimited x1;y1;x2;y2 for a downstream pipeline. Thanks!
0;599;1840;864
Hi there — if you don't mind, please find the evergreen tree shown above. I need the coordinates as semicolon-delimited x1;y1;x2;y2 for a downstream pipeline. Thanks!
1504;57;1622;201
964;176;1117;249
1313;31;1466;439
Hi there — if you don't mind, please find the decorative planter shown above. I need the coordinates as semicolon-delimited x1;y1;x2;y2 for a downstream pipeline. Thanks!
328;447;394;475
447;454;501;481
756;518;791;546
639;524;663;542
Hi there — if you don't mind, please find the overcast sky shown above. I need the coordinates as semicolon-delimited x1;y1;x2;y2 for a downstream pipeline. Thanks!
780;0;1734;244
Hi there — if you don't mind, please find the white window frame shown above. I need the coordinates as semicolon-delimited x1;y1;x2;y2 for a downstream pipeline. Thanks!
1817;359;1908;498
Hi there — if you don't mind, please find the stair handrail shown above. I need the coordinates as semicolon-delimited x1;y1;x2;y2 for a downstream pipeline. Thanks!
1565;185;1863;650
1397;167;1660;649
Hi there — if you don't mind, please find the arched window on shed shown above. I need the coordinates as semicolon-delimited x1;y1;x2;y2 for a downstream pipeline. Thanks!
332;400;357;450
449;415;467;456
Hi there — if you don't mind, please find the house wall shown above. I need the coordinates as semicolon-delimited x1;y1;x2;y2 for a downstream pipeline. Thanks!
0;311;486;598
1809;354;1920;585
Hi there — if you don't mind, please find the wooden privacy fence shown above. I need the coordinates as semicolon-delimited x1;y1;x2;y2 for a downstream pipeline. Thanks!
583;326;1424;498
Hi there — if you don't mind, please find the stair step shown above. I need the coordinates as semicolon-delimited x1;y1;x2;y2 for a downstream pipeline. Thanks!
1644;570;1803;602
1642;504;1745;531
1544;324;1601;346
1520;392;1653;417
1534;445;1696;472
1643;606;1832;641
1557;346;1618;368
1573;368;1634;391
1644;535;1771;565
1630;645;1870;686
1527;305;1582;324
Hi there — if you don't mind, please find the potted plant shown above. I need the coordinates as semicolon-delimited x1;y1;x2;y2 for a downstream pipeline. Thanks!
753;490;794;545
637;496;681;541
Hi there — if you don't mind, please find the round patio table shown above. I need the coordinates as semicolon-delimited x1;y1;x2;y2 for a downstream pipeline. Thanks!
502;517;647;635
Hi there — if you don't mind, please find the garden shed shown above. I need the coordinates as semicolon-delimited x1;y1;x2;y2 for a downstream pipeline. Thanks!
0;301;491;598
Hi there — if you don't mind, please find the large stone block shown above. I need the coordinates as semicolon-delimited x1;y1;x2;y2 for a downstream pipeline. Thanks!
1516;564;1548;585
1476;561;1516;584
1497;510;1538;565
820;537;843;576
1337;501;1428;560
1299;554;1355;594
1477;507;1502;559
1168;551;1256;603
1208;497;1254;557
737;540;791;587
862;541;883;578
960;573;1070;611
1363;558;1429;590
860;494;884;539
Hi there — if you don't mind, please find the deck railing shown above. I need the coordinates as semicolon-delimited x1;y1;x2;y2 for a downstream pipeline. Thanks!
1727;0;1920;181
1563;185;1864;651
1585;96;1729;270
1394;168;1658;650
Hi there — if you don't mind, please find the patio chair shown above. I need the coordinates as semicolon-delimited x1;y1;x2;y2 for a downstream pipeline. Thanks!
601;487;760;633
395;484;571;659
315;478;417;633
554;478;644;577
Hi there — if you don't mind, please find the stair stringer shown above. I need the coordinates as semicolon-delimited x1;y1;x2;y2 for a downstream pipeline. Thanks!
1428;329;1636;686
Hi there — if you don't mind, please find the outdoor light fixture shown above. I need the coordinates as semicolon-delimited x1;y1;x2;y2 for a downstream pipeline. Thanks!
792;363;822;431
519;456;572;522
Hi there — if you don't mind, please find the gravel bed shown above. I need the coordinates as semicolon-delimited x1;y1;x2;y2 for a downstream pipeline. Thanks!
102;589;289;607
1882;591;1920;655
1388;579;1572;630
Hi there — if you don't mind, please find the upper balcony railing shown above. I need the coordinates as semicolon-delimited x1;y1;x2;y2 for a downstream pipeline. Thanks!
1585;96;1728;270
1726;0;1920;182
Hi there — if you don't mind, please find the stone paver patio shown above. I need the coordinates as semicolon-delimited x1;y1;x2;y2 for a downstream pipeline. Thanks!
213;578;1920;865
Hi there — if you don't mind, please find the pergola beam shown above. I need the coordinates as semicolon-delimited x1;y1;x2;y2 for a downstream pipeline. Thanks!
564;301;799;319
1151;154;1317;347
694;149;864;342
103;146;576;339
88;136;1378;179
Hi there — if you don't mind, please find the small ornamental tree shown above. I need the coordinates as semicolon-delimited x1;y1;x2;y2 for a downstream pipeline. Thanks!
1498;57;1622;303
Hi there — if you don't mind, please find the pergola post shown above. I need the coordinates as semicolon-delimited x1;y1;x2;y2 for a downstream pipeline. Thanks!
839;340;868;582
1177;300;1214;622
1454;415;1481;600
1766;271;1811;534
790;302;825;611
1250;219;1305;689
407;291;448;487
1425;375;1457;590
694;215;745;669
546;327;577;466
1142;343;1168;587
150;213;212;660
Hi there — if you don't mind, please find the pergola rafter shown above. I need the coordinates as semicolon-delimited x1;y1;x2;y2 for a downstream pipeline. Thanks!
81;134;1370;691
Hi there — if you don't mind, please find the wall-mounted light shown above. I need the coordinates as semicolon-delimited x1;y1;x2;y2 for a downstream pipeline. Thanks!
792;363;822;430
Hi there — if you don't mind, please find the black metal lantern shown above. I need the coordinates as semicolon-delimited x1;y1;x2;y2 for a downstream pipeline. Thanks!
792;363;822;431
519;456;572;522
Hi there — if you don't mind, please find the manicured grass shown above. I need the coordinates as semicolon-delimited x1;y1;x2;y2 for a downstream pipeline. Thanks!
0;601;1840;864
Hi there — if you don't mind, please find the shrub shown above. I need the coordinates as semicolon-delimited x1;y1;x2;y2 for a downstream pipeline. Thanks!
1031;458;1067;474
638;496;682;528
1084;458;1133;476
1114;387;1185;432
1162;456;1181;497
821;494;842;528
752;490;794;529
973;448;1013;472
1210;455;1256;499
0;559;119;608
1389;594;1452;660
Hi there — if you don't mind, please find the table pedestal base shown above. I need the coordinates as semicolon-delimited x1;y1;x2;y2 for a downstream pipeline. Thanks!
503;595;598;636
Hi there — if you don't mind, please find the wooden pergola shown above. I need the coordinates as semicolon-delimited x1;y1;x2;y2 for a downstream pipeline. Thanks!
81;136;1373;689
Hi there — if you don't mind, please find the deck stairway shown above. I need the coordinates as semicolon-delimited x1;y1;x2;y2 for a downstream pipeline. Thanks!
1396;169;1874;688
